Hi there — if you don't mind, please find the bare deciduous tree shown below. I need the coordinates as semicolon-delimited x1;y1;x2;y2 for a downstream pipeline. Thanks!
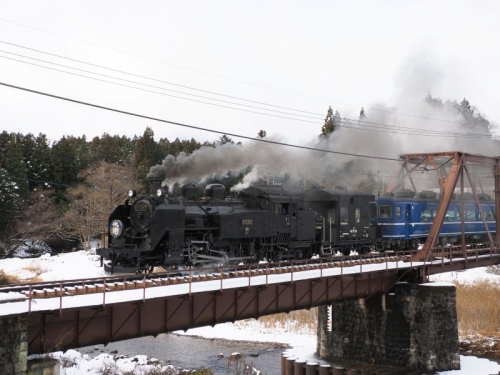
62;162;137;250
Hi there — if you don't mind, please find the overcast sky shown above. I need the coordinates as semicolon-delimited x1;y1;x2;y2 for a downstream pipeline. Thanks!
0;1;499;151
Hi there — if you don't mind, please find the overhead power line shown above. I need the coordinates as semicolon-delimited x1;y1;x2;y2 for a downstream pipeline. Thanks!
0;52;493;139
0;51;321;121
0;81;401;162
0;23;475;125
0;40;320;117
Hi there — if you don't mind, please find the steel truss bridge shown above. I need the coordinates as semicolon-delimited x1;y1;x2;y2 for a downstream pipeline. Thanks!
1;151;500;355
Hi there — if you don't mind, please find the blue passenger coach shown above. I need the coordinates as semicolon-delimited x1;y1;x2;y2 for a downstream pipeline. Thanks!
372;189;496;251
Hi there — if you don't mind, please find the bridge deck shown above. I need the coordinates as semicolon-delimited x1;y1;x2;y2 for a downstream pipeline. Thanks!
1;246;498;354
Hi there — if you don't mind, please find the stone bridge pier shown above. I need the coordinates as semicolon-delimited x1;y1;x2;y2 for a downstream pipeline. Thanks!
0;315;28;375
317;282;460;372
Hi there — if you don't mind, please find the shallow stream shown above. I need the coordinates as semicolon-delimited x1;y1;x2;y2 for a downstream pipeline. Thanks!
78;333;422;375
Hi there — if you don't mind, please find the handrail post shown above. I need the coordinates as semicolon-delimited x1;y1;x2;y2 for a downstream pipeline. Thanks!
266;262;269;286
59;281;63;315
143;273;146;302
189;267;192;296
220;270;223;292
28;283;32;314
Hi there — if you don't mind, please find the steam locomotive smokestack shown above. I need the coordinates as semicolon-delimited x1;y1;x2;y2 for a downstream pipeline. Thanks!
147;174;163;197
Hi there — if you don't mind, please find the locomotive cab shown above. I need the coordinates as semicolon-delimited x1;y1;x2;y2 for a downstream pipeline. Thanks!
304;189;375;256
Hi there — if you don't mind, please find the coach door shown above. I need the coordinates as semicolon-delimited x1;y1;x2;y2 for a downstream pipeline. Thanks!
327;203;338;243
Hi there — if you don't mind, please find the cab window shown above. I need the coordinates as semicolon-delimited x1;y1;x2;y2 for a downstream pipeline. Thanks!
340;207;348;224
274;203;290;215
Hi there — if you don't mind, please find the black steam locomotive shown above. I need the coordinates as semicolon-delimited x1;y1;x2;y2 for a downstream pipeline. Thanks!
96;175;376;273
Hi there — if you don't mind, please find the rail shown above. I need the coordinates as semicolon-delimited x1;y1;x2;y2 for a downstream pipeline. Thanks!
1;243;499;317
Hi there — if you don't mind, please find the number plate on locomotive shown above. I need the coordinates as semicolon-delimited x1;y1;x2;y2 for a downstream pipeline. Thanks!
135;203;149;212
242;219;253;225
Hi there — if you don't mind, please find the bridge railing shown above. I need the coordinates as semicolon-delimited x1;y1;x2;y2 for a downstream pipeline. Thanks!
2;243;498;316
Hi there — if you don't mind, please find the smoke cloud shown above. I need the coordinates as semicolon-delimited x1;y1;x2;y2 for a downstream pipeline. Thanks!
148;53;498;193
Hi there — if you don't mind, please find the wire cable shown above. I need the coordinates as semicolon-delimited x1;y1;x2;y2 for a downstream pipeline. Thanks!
0;40;321;117
0;23;480;126
0;53;493;139
0;81;402;161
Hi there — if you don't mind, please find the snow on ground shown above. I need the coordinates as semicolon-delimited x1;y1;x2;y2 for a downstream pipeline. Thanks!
30;350;187;375
174;319;318;362
430;265;500;285
0;250;106;282
2;252;500;374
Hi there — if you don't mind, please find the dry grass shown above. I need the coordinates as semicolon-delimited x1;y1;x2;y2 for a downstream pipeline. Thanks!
0;269;20;285
455;280;500;336
24;259;49;274
257;308;318;333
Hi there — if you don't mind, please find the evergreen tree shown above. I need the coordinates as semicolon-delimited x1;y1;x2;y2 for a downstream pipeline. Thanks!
48;136;80;199
320;106;336;138
218;134;234;145
170;138;183;156
156;137;171;160
359;107;367;121
18;133;50;191
424;93;443;108
257;130;267;138
133;127;158;193
0;134;29;238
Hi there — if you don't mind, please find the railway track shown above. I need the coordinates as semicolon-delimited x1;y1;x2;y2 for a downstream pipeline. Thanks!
0;246;494;302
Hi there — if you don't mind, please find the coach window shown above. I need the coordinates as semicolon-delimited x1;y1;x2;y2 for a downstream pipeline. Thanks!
465;205;475;220
396;206;401;219
445;207;459;221
484;206;495;221
379;205;392;218
340;207;348;224
420;210;430;222
274;203;281;215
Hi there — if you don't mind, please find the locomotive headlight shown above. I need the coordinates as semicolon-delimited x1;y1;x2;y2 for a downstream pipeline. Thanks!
128;189;137;198
157;188;162;197
109;220;124;238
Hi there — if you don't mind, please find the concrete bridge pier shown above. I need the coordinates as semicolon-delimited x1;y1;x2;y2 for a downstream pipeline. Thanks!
317;282;460;372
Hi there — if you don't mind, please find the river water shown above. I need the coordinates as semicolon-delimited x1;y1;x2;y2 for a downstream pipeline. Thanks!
79;333;294;374
78;333;420;375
